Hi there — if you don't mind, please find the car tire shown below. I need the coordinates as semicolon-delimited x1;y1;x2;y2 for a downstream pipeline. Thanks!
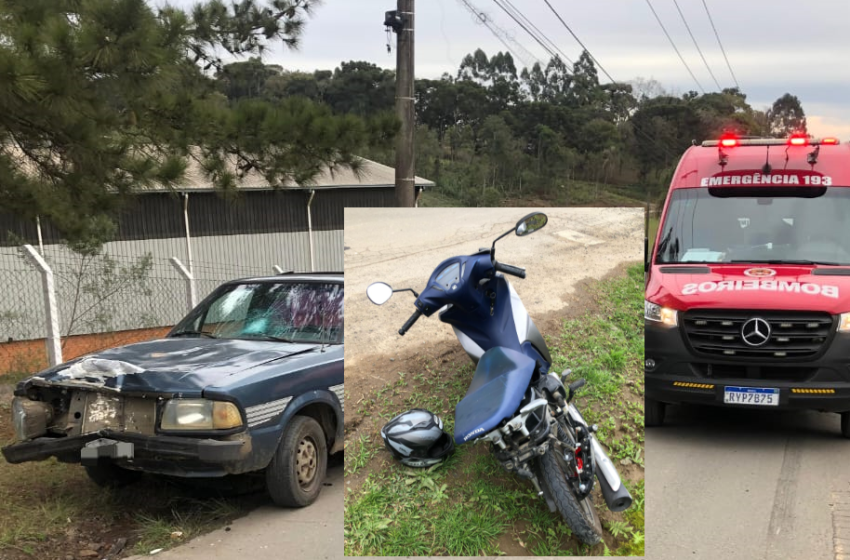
266;415;327;507
841;412;850;439
84;463;142;488
645;398;666;427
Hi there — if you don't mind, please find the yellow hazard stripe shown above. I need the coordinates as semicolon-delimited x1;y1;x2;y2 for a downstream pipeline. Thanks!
673;382;715;390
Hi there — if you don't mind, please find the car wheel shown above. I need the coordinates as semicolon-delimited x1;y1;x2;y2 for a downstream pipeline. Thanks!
266;415;327;507
841;412;850;439
645;398;666;427
84;463;143;488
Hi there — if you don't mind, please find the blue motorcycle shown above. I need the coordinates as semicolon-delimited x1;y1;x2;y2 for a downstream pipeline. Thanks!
366;212;632;545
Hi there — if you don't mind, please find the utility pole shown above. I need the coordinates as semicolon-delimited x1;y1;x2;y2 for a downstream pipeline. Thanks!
385;1;415;207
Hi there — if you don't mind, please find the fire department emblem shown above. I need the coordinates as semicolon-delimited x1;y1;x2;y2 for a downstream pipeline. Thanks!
743;268;776;278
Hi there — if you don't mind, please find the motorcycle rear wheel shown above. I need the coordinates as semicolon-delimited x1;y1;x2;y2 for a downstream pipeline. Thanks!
538;443;603;546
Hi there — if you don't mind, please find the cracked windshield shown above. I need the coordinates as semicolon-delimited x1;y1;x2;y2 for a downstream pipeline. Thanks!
656;187;850;265
173;282;343;344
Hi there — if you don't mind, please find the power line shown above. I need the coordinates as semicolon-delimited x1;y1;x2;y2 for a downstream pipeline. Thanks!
500;0;573;65
534;0;680;161
672;0;721;90
455;0;540;69
489;0;565;67
469;0;683;164
643;0;705;94
701;0;740;90
541;0;615;84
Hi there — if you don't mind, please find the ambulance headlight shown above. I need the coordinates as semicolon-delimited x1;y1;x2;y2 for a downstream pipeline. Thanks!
838;313;850;332
645;300;678;327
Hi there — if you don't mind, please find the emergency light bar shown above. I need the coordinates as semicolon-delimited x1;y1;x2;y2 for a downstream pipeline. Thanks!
703;137;841;147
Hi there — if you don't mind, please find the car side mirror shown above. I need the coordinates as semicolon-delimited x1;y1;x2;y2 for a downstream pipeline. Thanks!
516;212;548;237
366;282;394;305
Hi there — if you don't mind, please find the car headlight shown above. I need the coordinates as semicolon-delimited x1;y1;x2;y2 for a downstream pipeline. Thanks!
11;397;53;441
838;313;850;332
160;399;243;431
645;300;678;326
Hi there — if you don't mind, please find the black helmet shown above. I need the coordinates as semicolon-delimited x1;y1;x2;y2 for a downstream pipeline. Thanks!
380;408;455;468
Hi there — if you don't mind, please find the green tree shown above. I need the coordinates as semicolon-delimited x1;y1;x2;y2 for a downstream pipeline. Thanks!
323;61;395;116
216;57;282;100
767;93;807;137
570;50;605;109
0;0;395;244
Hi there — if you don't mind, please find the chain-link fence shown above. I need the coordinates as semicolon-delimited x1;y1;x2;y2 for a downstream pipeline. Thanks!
0;245;273;377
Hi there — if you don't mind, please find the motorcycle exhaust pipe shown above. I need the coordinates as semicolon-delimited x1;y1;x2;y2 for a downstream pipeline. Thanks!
589;435;633;512
567;406;633;512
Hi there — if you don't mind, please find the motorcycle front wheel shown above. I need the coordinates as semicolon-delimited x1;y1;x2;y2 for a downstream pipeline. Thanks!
537;443;603;546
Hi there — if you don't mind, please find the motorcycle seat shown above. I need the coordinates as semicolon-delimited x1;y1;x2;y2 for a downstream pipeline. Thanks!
453;346;536;445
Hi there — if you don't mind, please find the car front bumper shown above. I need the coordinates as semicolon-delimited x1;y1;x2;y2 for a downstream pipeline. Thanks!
645;320;850;413
1;430;250;477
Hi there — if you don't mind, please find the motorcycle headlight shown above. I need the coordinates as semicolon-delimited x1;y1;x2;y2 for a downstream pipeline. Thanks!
11;397;53;441
160;399;243;431
838;313;850;332
645;300;678;327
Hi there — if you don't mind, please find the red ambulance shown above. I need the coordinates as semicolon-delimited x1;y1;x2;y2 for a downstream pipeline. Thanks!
644;134;850;437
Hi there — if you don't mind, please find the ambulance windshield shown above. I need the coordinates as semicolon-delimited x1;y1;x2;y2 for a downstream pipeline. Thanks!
655;187;850;266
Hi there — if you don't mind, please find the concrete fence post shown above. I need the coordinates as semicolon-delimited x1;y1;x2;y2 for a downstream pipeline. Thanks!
22;244;63;366
169;257;197;312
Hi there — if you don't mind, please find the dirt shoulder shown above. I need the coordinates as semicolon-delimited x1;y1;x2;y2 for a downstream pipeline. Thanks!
344;207;643;371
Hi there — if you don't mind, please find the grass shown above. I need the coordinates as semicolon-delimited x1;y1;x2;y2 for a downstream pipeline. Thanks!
344;264;646;556
131;498;242;554
648;215;660;251
0;453;258;558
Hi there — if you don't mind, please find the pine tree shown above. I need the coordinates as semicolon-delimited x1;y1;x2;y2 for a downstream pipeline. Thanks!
0;0;396;244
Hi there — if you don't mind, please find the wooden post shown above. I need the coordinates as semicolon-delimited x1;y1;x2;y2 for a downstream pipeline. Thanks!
393;0;415;207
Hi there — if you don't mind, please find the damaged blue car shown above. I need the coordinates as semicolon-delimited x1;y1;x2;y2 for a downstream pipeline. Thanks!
2;272;344;508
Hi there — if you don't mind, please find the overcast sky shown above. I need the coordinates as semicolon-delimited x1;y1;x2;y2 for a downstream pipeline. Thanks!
173;0;849;138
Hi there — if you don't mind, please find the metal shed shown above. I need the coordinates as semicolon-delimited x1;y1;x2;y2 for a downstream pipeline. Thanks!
0;157;436;275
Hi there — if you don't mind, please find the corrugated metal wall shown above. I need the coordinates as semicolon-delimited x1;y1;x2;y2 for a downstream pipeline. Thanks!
0;187;362;341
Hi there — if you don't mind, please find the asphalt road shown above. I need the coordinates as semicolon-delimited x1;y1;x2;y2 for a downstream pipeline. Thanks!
125;462;342;560
646;404;850;560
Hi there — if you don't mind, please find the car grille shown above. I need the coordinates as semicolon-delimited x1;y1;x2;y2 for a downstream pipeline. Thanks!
691;363;818;382
682;309;834;360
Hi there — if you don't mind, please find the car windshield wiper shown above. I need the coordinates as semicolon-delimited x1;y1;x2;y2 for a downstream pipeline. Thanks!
171;330;218;338
729;259;843;266
238;334;299;343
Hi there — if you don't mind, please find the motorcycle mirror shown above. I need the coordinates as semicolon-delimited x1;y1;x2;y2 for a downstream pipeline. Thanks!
366;282;394;305
515;212;548;237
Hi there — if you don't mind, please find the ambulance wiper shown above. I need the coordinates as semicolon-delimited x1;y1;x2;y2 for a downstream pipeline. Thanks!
730;259;842;266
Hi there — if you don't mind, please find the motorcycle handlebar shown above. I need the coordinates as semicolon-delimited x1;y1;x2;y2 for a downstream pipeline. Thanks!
494;261;526;279
398;309;423;336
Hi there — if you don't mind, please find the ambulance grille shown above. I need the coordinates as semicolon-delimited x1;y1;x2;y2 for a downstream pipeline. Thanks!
682;310;834;360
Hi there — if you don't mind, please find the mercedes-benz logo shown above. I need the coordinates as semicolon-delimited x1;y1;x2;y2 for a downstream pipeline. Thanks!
741;318;771;346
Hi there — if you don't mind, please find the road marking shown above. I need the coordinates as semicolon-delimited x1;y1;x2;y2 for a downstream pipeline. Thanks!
554;229;604;246
834;491;850;560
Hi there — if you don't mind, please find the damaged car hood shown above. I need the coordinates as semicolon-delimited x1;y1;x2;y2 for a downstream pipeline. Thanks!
25;338;321;395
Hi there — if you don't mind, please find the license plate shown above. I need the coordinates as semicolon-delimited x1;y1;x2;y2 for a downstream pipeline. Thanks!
723;386;779;406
